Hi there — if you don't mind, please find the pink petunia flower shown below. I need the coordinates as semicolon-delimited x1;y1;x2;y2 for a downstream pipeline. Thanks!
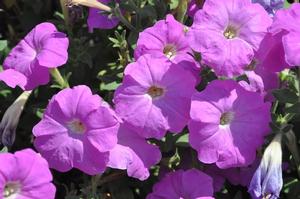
107;123;161;181
0;148;56;199
33;85;120;175
187;0;272;77
266;3;300;69
113;55;197;139
0;22;69;90
146;169;214;199
134;14;200;80
87;0;119;31
188;80;271;168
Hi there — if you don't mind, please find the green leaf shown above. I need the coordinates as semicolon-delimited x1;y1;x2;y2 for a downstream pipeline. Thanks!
175;133;189;147
0;40;7;51
0;147;8;153
273;88;298;103
286;102;300;113
100;81;120;91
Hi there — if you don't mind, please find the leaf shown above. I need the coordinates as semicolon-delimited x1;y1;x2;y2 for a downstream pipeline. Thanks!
0;147;8;153
100;81;120;91
175;133;189;147
286;102;300;113
0;40;7;51
272;88;298;103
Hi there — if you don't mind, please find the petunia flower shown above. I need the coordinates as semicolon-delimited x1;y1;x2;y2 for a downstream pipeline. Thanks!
134;14;200;80
248;134;283;199
0;91;31;147
113;54;197;139
188;80;271;168
107;123;161;181
146;169;214;199
0;148;56;199
268;3;300;68
187;0;272;77
33;85;120;175
0;22;69;90
252;0;284;15
87;0;119;31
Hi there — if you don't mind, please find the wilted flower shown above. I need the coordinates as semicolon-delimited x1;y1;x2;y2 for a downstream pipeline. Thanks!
114;55;197;139
87;0;119;31
188;80;271;168
135;14;200;80
0;148;56;199
68;0;111;11
252;0;284;15
0;22;69;90
248;134;283;199
108;123;161;180
33;85;120;175
187;0;272;77
0;91;31;147
146;169;214;199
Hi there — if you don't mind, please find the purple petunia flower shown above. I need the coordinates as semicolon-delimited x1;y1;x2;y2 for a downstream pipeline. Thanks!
252;0;284;15
188;80;271;168
33;85;120;175
268;3;300;69
146;169;214;199
134;14;200;80
113;55;197;139
0;23;69;90
107;123;161;181
248;134;283;199
87;0;119;31
187;0;272;77
0;148;56;199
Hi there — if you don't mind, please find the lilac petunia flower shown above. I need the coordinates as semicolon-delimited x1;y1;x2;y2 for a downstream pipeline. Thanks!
0;148;56;199
0;23;69;90
134;14;200;80
113;55;197;139
268;3;300;68
146;169;214;199
188;80;271;168
87;0;119;31
248;134;283;199
107;123;161;181
33;85;120;175
187;0;272;77
252;0;284;15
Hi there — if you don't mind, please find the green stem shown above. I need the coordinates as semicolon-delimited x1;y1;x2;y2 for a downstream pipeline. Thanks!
50;68;69;89
176;0;188;23
113;4;136;31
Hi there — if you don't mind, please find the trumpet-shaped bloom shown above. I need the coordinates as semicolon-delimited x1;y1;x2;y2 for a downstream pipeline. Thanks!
87;0;119;31
0;149;56;199
134;14;200;79
188;80;271;168
248;134;283;199
146;169;214;199
0;22;69;90
269;3;300;68
114;55;197;139
187;0;272;77
108;123;161;180
33;85;120;175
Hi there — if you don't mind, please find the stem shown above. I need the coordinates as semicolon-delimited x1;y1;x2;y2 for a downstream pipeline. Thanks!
176;0;188;23
50;68;69;89
113;4;136;31
60;0;69;25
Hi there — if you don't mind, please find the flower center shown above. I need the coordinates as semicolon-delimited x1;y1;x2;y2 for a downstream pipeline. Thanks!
147;86;164;98
4;182;20;199
262;193;272;199
220;112;235;125
67;119;86;134
223;26;238;39
163;44;177;59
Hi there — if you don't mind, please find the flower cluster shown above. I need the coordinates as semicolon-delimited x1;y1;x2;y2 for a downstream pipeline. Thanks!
1;0;299;198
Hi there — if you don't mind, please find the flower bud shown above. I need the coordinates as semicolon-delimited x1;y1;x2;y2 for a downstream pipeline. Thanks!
0;91;32;146
248;134;283;199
